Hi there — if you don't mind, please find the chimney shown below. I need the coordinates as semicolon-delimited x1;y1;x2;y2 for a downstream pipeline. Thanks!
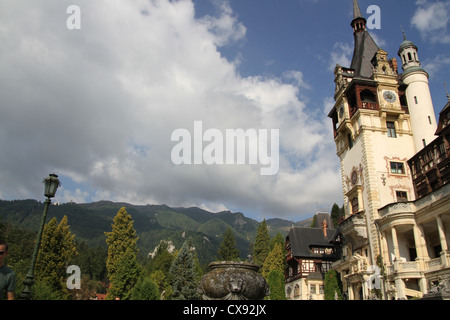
321;219;328;238
389;58;398;74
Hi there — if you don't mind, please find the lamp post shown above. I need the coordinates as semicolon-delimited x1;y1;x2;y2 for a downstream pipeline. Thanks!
19;174;60;300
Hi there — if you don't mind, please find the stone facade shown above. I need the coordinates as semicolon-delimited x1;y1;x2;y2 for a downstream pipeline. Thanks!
327;0;449;300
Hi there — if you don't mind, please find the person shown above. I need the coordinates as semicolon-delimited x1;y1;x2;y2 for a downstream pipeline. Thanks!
0;240;16;300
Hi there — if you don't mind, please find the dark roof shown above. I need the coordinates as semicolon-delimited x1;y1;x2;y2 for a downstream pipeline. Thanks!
398;40;417;54
287;227;337;259
350;30;380;78
312;212;333;229
442;101;450;115
349;0;379;79
436;100;450;135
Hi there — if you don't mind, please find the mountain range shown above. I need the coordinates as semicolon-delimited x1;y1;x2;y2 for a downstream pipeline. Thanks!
0;199;314;264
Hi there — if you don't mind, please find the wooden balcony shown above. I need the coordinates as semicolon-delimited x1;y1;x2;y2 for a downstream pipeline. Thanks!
408;135;449;199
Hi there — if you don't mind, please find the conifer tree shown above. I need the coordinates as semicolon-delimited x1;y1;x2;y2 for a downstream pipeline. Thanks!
331;203;344;228
131;276;160;300
261;242;285;279
217;227;240;261
36;215;78;293
105;207;140;300
169;238;200;300
252;219;271;267
149;241;175;273
267;270;286;300
324;269;343;300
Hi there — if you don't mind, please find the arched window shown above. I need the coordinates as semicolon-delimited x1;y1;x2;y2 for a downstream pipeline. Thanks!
408;52;412;61
351;197;359;214
286;287;292;299
294;284;300;297
360;89;377;103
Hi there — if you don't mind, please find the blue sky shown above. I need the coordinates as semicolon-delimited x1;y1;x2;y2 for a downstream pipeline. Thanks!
0;0;449;222
204;0;450;112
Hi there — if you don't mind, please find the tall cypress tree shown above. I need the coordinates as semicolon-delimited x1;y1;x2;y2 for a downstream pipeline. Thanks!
261;242;284;279
36;215;78;293
105;207;140;300
252;219;271;267
267;270;286;300
331;203;344;228
217;227;240;261
170;238;200;300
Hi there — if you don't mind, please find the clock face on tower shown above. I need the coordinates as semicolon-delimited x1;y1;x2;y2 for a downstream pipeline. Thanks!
383;91;397;103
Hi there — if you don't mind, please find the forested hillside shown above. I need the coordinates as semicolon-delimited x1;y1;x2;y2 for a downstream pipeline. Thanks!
0;199;310;264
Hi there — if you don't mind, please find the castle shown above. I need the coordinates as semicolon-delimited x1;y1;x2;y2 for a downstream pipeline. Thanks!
286;0;449;300
327;0;450;300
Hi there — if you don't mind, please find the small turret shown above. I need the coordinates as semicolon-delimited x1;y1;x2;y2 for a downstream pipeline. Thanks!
398;28;424;74
398;30;437;151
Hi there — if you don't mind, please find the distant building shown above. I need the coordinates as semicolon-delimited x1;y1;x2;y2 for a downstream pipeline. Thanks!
328;0;449;300
285;213;338;300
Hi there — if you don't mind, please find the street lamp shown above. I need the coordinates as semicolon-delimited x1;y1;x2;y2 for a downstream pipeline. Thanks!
19;174;60;300
43;173;61;198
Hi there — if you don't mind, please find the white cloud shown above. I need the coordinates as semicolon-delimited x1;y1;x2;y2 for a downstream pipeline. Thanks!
411;1;450;44
422;54;450;77
199;0;247;47
370;32;387;49
58;188;89;204
329;42;353;71
0;0;341;220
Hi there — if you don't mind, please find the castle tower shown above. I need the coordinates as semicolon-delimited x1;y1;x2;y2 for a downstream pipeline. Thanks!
398;33;437;151
326;0;442;300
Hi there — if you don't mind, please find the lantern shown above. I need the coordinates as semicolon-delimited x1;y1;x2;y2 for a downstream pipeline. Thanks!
43;174;60;198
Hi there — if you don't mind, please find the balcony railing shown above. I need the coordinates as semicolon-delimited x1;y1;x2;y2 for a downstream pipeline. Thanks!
385;251;450;277
361;102;379;110
339;212;366;234
378;202;416;218
426;258;442;272
385;261;418;276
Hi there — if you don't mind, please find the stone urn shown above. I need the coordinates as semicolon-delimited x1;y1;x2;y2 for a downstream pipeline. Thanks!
198;261;269;300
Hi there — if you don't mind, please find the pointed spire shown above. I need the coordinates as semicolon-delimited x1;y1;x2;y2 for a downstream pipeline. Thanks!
351;0;367;33
353;0;363;19
401;25;407;41
349;0;378;77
